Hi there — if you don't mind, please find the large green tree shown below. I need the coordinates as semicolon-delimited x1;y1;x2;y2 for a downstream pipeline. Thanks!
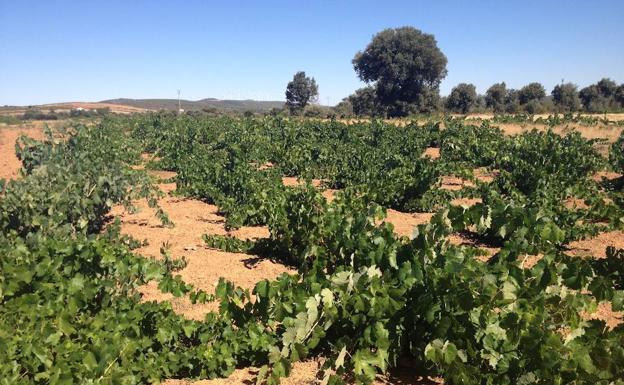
551;82;580;112
285;71;319;114
485;82;507;113
352;26;447;117
504;89;521;113
615;84;624;108
596;78;618;98
445;83;477;114
518;82;546;114
518;82;546;105
333;98;354;118
579;78;621;112
348;86;382;117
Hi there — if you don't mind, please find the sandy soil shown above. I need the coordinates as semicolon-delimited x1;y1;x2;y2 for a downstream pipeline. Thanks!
0;123;48;179
440;175;475;191
282;176;323;187
422;147;440;159
450;197;482;206
164;360;442;385
494;123;623;155
591;170;623;183
466;113;624;121
281;176;337;201
473;168;497;183
111;175;287;320
583;302;623;329
566;231;624;258
384;209;434;238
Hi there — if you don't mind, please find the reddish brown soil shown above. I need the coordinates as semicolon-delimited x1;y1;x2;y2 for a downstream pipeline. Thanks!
281;176;338;202
566;231;624;259
422;147;440;159
112;175;288;320
282;176;323;187
441;169;496;192
563;197;590;210
591;170;622;183
473;168;497;183
518;253;544;269
582;302;623;329
450;197;482;207
384;209;434;238
0;124;46;179
440;175;475;191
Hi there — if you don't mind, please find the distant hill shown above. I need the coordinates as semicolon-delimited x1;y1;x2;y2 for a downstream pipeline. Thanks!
101;98;285;113
0;102;148;115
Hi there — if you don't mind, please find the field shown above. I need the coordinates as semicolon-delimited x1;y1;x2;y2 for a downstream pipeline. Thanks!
0;102;148;116
1;113;624;384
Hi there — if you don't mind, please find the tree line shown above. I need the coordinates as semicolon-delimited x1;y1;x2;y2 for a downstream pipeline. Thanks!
284;27;624;117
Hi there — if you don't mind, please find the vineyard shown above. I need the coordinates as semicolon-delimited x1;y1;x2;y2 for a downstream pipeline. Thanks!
2;114;624;384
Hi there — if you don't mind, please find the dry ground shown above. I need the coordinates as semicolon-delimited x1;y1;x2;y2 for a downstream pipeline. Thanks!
0;121;51;179
465;113;624;121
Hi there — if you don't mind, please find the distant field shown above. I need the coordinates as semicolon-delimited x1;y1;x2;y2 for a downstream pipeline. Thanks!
465;112;624;121
0;102;148;115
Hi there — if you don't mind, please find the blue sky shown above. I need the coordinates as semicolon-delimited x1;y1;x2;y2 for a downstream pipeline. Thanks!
1;0;623;106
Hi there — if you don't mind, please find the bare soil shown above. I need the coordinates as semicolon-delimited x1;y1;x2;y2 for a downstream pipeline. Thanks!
111;177;286;320
422;147;440;159
384;210;434;238
566;231;624;258
0;123;47;179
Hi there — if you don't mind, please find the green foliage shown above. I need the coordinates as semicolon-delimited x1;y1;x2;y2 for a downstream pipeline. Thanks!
0;120;267;383
485;82;507;113
504;88;521;113
4;114;624;385
352;26;447;116
348;87;382;117
285;71;319;115
552;82;581;112
616;84;624;108
580;78;623;112
495;130;603;196
445;83;477;114
611;131;624;174
332;98;354;118
203;234;256;253
0;115;22;125
518;82;546;105
439;121;506;166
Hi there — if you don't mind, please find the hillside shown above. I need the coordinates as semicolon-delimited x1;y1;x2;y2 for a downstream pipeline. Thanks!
0;102;148;115
101;98;285;113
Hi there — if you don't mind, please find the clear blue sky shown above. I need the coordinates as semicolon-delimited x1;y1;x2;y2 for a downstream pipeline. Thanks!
1;0;623;106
